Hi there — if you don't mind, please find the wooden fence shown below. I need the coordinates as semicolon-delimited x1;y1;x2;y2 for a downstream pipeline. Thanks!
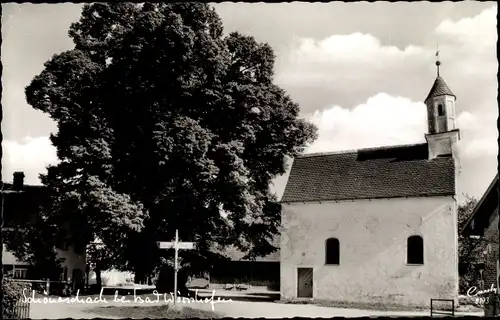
3;279;32;319
12;298;30;319
5;278;74;319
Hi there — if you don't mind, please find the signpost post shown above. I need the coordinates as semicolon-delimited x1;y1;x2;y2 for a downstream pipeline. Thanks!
157;229;195;305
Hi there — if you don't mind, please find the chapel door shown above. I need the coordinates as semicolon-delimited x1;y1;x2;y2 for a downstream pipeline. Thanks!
297;267;313;298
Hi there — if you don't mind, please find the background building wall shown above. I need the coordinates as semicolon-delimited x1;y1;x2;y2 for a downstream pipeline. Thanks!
56;245;86;276
482;208;499;289
2;244;30;266
280;196;458;307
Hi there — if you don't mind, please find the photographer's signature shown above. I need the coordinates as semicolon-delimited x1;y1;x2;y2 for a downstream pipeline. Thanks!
467;284;497;305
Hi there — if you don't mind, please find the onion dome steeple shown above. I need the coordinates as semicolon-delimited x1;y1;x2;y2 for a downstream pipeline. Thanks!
424;48;460;168
425;49;456;103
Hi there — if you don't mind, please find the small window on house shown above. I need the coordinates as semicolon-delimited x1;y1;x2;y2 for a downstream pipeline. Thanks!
437;104;445;116
14;268;28;279
325;238;340;265
407;235;424;265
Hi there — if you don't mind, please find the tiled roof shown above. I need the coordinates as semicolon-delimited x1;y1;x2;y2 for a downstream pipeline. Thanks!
281;143;456;203
425;76;456;102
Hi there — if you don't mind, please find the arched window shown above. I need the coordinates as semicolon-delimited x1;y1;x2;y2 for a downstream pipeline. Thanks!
437;104;445;116
325;238;340;265
407;235;424;265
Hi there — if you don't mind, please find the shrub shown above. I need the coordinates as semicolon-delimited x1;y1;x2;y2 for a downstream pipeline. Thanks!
2;279;30;319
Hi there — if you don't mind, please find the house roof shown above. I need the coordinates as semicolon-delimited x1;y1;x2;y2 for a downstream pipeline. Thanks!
425;76;456;102
461;174;499;236
2;183;49;227
281;143;456;203
2;182;46;192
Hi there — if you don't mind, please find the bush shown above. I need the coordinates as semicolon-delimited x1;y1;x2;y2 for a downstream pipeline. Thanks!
2;279;30;319
485;293;500;316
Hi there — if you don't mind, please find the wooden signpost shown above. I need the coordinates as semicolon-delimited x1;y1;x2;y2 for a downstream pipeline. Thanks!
157;229;195;305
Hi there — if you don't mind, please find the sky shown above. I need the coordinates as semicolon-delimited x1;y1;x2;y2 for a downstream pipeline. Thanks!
1;2;498;204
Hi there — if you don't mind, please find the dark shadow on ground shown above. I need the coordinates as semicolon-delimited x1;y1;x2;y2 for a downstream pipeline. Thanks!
192;291;280;302
86;305;221;319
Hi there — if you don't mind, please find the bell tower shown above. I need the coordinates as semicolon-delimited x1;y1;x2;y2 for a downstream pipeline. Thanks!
424;51;460;165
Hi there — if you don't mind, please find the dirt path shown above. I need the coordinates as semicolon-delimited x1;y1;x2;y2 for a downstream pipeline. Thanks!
188;299;484;318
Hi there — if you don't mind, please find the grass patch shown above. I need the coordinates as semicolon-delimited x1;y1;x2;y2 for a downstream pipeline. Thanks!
279;298;430;311
87;305;221;319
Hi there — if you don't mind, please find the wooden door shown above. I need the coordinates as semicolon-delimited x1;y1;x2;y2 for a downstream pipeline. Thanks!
297;267;313;298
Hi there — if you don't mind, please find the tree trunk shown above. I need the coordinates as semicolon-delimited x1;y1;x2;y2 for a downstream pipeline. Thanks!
135;269;145;284
95;265;102;291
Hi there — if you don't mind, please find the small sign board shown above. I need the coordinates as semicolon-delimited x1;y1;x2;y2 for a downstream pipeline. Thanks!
158;241;195;250
158;242;175;249
177;242;195;250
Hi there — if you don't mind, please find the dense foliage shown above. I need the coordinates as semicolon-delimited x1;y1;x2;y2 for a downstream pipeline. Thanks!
22;3;317;283
2;279;30;319
458;195;487;293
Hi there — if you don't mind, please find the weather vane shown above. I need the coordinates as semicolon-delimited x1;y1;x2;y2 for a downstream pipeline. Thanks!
435;44;441;77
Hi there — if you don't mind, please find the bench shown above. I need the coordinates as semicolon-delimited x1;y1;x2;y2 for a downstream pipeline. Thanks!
430;299;455;317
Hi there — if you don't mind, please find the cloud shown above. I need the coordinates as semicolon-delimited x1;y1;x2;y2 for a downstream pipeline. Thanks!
457;111;498;158
281;33;427;82
305;93;427;153
275;5;497;114
304;92;497;158
2;136;58;184
435;5;497;48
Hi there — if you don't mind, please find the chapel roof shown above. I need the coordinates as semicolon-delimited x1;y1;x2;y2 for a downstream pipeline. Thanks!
425;76;456;102
281;143;456;203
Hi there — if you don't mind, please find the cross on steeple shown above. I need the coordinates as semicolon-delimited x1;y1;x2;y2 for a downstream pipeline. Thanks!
435;45;441;77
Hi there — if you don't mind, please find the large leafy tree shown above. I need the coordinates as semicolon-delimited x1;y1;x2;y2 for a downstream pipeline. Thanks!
24;3;317;283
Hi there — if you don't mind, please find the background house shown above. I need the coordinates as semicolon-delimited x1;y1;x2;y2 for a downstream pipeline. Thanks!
1;172;86;291
461;174;499;290
2;245;31;279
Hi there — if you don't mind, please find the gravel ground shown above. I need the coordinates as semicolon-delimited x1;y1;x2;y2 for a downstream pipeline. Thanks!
28;293;484;319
